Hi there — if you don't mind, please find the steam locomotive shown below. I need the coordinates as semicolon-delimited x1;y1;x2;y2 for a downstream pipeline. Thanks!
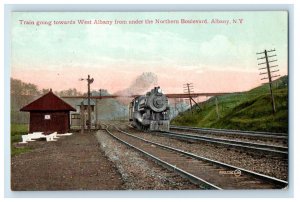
129;86;170;131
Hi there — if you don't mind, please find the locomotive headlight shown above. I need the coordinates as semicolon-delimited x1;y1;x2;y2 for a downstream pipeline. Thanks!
158;88;162;93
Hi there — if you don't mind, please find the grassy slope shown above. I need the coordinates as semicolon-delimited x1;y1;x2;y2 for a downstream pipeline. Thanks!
171;76;288;133
11;124;31;156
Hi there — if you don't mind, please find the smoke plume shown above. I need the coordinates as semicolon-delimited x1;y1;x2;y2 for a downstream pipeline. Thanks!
115;72;158;96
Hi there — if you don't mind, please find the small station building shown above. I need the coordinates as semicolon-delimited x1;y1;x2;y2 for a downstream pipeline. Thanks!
70;99;96;129
20;89;76;134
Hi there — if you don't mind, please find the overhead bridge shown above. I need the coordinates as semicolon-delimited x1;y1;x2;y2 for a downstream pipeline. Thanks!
61;92;244;99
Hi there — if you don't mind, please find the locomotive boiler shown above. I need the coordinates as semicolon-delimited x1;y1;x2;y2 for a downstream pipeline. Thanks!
129;86;170;131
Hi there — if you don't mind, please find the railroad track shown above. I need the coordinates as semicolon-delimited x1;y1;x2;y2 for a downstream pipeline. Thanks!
170;125;288;150
154;131;288;156
170;125;288;138
101;124;288;190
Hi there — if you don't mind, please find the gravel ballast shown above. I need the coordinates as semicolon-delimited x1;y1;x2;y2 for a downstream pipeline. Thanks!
170;129;287;147
121;125;288;181
95;129;200;190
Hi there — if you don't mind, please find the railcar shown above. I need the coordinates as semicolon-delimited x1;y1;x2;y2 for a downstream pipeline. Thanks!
129;87;170;131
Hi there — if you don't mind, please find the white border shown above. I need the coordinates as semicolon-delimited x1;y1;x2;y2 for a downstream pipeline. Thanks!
1;2;297;199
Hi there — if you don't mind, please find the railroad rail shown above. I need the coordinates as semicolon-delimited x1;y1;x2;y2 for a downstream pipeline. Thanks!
101;124;288;190
155;130;288;155
169;127;288;148
170;125;288;138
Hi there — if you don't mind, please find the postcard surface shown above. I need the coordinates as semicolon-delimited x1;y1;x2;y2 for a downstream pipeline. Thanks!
10;11;288;191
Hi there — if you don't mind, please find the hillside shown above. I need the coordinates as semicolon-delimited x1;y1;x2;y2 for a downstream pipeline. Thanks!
171;76;288;133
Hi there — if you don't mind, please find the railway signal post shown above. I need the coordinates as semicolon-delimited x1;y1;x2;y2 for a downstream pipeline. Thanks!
80;75;94;131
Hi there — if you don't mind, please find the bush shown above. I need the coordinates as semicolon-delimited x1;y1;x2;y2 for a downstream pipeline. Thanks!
11;124;31;156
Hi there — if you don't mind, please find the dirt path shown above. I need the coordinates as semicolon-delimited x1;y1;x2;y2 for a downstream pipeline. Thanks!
11;132;124;190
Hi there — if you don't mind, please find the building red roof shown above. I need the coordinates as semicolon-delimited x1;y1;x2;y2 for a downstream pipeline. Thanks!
20;89;76;112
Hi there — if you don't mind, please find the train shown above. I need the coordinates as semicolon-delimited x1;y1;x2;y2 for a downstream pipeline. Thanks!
129;86;170;131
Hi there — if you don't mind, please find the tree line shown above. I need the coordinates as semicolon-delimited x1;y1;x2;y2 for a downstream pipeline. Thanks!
11;78;83;124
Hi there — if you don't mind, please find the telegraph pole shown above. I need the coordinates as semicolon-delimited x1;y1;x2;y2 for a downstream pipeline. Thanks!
183;83;201;112
80;75;94;131
215;97;220;119
183;83;193;111
257;49;280;114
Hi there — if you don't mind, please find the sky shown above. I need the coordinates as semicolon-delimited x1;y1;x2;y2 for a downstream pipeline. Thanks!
11;11;288;94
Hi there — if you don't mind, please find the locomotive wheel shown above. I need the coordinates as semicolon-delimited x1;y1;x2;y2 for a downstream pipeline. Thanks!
143;125;149;132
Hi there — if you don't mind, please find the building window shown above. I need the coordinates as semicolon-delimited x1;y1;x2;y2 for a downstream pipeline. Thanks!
44;115;51;120
71;114;80;119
